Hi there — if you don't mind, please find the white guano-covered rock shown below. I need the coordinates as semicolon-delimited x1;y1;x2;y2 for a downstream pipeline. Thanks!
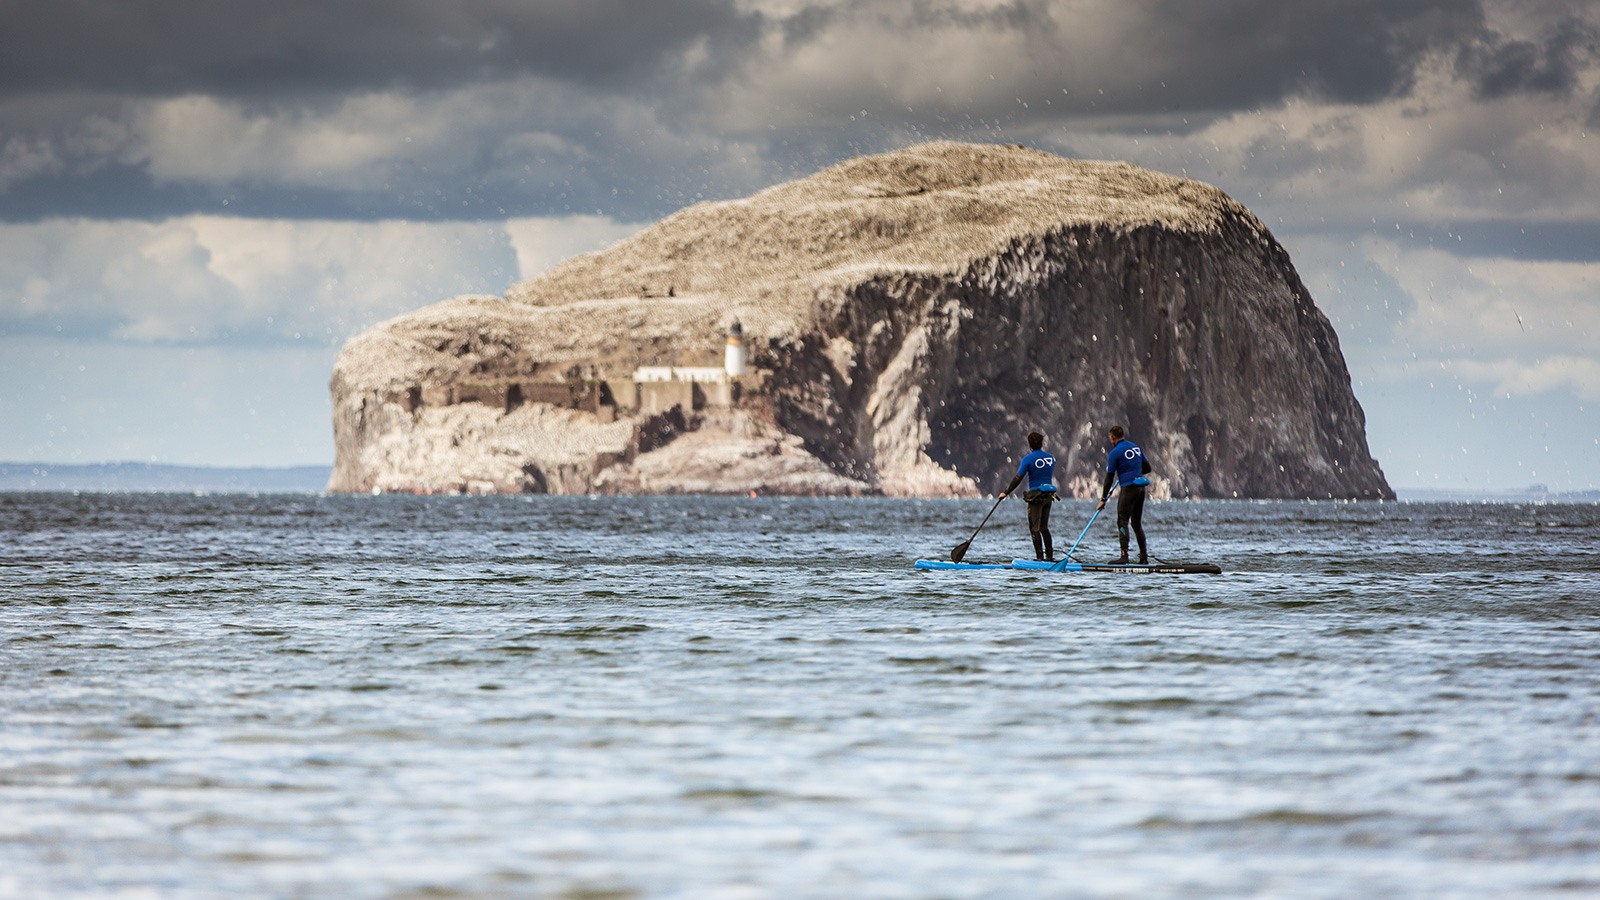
328;141;1391;499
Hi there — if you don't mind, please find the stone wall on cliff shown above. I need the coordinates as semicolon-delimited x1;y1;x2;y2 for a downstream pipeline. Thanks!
327;141;1393;499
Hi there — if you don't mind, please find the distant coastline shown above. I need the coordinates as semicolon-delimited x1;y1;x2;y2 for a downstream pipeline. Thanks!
2;462;1596;501
0;462;332;493
1394;486;1600;503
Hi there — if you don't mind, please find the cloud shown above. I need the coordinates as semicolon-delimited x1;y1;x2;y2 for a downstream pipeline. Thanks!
0;212;659;346
707;0;1488;132
1377;242;1600;357
0;75;783;222
0;216;519;344
1038;52;1600;237
504;215;646;278
1454;355;1600;401
0;0;753;97
1286;235;1600;402
0;134;61;189
130;95;418;188
1456;13;1600;98
2;0;1597;236
123;90;530;196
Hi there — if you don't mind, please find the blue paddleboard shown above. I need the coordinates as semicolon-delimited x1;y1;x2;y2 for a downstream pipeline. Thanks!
913;559;1013;571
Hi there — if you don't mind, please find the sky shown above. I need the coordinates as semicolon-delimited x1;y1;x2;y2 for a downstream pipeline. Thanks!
1;0;1597;493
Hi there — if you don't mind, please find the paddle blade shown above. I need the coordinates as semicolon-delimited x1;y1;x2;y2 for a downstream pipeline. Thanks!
950;540;971;563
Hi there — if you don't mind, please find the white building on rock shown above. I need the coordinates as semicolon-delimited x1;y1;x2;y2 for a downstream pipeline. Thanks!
724;319;747;377
622;320;752;414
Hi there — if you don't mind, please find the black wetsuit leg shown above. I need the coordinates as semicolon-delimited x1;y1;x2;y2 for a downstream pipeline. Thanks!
1026;490;1054;560
1117;484;1147;560
1041;500;1054;559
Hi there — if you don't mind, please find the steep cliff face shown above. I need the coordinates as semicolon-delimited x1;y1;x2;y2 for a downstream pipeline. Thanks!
328;141;1392;499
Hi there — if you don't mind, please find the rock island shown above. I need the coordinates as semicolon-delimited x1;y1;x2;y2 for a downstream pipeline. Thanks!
328;141;1392;499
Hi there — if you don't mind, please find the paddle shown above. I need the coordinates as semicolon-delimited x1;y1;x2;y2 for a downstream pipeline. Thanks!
950;494;1005;563
1051;487;1114;571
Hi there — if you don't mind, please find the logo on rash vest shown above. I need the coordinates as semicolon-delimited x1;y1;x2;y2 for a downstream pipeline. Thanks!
1123;447;1142;460
1034;456;1055;468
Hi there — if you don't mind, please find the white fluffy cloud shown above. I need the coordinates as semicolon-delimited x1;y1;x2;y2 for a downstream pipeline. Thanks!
1289;234;1600;392
1454;355;1600;401
0;213;651;345
131;94;431;188
1371;243;1600;403
126;82;593;193
504;215;645;278
1376;243;1600;354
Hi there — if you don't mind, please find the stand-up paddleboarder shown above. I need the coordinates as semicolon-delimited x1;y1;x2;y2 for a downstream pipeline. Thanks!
1097;425;1152;564
998;431;1059;561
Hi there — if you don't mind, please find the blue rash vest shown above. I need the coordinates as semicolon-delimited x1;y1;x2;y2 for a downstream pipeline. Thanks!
1017;449;1057;492
1106;439;1148;487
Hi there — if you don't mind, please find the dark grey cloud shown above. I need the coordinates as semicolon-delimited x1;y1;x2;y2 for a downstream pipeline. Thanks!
1456;16;1600;99
1390;221;1600;262
1077;0;1488;113
742;0;1489;121
800;0;1485;107
1;0;1498;124
776;2;841;47
0;0;752;97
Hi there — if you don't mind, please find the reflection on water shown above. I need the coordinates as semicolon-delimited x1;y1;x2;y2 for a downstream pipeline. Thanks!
3;494;1599;896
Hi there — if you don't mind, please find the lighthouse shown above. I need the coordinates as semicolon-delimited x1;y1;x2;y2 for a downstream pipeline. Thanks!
724;319;747;377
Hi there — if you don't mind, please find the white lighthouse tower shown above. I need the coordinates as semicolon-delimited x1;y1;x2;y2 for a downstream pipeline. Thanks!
724;319;747;378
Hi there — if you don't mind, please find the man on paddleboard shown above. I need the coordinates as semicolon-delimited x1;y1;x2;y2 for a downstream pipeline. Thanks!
1098;425;1152;564
998;431;1059;561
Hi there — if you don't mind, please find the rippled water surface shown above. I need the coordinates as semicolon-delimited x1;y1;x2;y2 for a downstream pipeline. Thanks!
3;493;1599;897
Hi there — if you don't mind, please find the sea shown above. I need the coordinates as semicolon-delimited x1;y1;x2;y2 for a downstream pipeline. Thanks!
3;492;1598;898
